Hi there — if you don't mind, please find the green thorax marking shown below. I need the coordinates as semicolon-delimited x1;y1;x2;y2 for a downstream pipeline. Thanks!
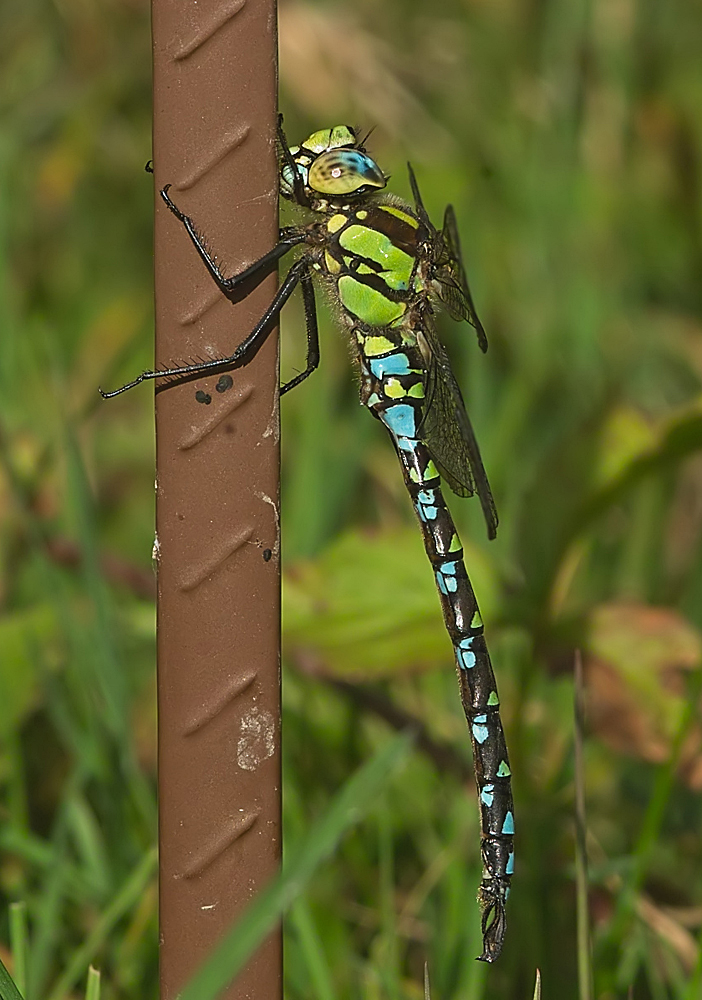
337;276;406;326
322;202;421;330
339;226;414;291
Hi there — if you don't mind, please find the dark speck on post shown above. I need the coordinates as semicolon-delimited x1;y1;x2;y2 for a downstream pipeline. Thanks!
195;390;212;405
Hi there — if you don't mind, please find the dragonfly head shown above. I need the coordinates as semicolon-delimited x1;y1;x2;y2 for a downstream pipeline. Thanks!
280;126;387;205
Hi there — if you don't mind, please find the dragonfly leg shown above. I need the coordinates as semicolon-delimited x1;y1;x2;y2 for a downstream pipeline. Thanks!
277;114;310;208
280;266;319;395
100;258;307;397
160;185;305;303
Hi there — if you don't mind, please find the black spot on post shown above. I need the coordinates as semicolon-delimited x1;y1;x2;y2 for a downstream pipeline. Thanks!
263;549;272;562
216;374;234;393
195;390;212;405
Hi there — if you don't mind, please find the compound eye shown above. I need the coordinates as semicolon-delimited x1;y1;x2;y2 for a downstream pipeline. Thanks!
308;149;385;195
280;161;308;197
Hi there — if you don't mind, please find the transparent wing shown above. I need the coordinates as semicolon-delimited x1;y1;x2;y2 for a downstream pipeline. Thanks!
435;205;488;353
419;313;498;539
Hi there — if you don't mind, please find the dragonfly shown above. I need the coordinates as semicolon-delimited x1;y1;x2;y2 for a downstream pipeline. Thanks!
101;120;514;963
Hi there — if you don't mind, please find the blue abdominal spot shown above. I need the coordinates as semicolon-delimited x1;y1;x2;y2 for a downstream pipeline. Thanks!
369;353;412;378
458;647;476;669
472;715;489;744
396;437;416;452
437;561;458;593
418;505;437;520
382;405;416;438
480;784;495;807
457;636;477;670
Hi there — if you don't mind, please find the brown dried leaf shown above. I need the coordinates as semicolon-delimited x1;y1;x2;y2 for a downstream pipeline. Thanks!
586;603;702;783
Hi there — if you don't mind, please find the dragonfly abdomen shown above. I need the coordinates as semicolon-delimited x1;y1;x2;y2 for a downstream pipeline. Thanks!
358;338;514;963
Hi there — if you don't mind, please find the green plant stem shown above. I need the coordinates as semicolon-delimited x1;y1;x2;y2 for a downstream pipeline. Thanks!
288;900;336;1000
0;958;24;1000
9;903;28;998
573;652;593;1000
84;967;100;1000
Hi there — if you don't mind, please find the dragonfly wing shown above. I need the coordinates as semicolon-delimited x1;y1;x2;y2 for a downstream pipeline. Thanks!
419;318;498;539
407;164;487;352
407;161;434;232
435;205;488;353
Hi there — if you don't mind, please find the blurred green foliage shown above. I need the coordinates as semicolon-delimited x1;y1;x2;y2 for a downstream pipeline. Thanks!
1;0;702;997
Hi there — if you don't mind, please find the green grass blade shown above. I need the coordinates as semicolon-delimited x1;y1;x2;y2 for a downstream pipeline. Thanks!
45;847;157;1000
683;935;702;1000
532;969;541;1000
84;967;100;1000
573;653;593;1000
288;900;337;1000
179;732;413;1000
0;957;24;1000
9;903;28;998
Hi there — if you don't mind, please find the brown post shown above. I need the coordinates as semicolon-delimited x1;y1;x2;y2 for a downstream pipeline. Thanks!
152;1;280;997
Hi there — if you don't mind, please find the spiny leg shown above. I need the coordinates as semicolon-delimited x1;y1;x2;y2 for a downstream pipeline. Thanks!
100;258;307;397
160;185;305;303
280;266;320;396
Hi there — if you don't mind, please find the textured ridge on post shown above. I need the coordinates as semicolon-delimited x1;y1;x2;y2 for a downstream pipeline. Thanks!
152;0;280;995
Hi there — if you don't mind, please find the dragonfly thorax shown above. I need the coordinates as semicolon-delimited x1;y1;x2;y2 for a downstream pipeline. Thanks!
313;200;424;331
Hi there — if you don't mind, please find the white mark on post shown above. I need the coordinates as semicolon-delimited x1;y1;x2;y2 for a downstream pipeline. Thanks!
237;707;276;771
256;491;280;558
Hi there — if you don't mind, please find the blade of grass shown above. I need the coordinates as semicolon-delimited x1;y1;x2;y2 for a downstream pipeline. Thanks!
574;652;593;1000
377;804;400;1000
63;425;154;831
179;731;413;1000
532;968;541;1000
288;900;337;1000
30;803;74;1000
9;903;28;998
0;957;24;1000
45;847;157;1000
84;967;100;1000
683;930;702;1000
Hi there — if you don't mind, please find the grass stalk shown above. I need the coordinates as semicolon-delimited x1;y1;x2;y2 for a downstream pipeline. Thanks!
84;967;100;1000
45;848;157;1000
9;903;28;999
0;957;24;1000
574;651;593;1000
